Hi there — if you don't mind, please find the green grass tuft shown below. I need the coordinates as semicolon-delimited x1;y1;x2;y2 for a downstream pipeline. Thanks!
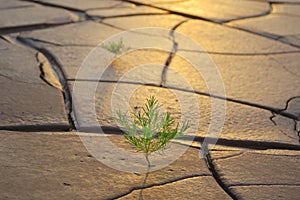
116;96;189;154
101;38;129;55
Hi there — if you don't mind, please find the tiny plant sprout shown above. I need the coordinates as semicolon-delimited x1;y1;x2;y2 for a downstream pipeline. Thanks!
101;38;129;55
116;96;189;200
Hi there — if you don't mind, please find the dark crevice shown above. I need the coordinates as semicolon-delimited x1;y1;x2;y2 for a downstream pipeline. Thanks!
20;0;85;13
0;125;121;135
210;152;245;161
68;79;300;122
20;0;141;21
171;141;201;150
88;12;170;20
132;0;190;4
85;1;140;11
86;2;135;11
203;150;239;199
106;173;210;200
270;96;300;140
224;1;273;24
270;1;300;5
99;21;128;31
279;96;299;112
100;20;177;39
7;36;300;57
223;24;300;49
160;19;188;86
30;37;63;47
228;24;282;39
295;120;300;139
0;22;74;35
181;135;300;151
20;0;90;21
18;37;95;47
75;126;124;135
269;115;299;141
0;35;14;43
15;36;76;130
0;124;70;132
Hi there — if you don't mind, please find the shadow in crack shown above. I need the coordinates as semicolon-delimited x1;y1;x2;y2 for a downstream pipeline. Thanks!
106;173;210;200
270;96;300;140
0;124;71;132
56;125;300;150
179;135;300;150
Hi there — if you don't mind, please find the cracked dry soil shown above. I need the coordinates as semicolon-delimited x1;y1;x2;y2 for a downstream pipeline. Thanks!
0;0;300;199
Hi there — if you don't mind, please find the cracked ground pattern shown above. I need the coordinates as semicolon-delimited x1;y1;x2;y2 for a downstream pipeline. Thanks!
0;0;300;199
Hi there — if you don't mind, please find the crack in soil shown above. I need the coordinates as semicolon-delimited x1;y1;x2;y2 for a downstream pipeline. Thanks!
180;135;300;150
20;0;90;21
21;0;143;20
23;0;173;22
14;0;298;50
106;173;211;200
20;0;87;13
223;7;300;49
0;22;75;35
270;96;300;141
203;150;239;200
15;36;76;130
160;19;188;87
224;23;300;49
88;12;171;20
149;11;291;197
0;124;70;132
15;35;300;57
99;21;128;32
20;37;95;47
5;35;300;56
210;152;246;161
122;0;300;49
122;0;219;22
123;0;273;24
1;2;298;199
86;2;133;11
69;79;300;122
269;1;300;5
9;122;299;151
223;1;273;24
